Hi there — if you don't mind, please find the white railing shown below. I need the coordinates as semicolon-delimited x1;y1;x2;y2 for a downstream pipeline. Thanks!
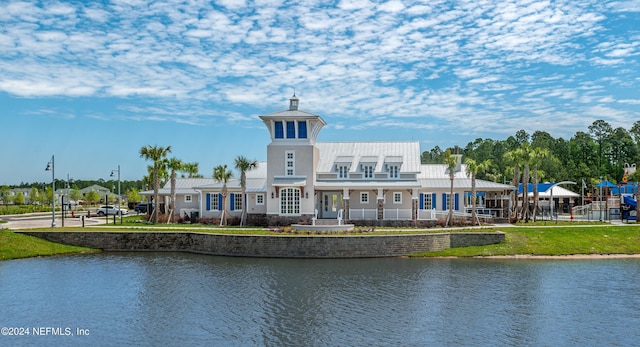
572;205;591;216
348;208;377;220
383;208;412;220
418;209;437;220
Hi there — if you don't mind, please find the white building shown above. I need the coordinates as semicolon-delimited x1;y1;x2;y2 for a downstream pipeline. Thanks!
144;95;514;226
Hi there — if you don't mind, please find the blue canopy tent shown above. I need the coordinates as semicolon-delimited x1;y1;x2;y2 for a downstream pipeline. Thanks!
595;180;617;188
516;183;555;194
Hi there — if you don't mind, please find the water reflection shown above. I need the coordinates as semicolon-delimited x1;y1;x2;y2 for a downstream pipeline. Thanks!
1;254;639;346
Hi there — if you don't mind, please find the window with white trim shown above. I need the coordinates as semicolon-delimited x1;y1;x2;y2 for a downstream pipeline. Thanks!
360;192;369;204
280;188;300;215
338;165;349;178
389;165;399;178
256;194;264;205
422;193;432;209
234;194;243;211
184;195;192;202
286;151;295;176
393;192;402;204
210;195;219;211
363;165;374;178
443;193;450;210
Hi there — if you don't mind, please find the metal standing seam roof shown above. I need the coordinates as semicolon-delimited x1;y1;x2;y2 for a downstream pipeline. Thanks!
417;164;469;179
316;142;422;173
191;179;267;193
419;178;514;190
140;163;269;196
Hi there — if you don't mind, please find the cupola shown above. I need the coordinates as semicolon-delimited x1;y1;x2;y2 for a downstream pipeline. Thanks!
289;93;299;111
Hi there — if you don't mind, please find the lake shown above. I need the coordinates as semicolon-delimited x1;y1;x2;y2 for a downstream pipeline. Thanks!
1;253;639;346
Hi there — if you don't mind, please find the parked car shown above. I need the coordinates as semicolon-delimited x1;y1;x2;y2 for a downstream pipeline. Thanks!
134;203;154;214
96;205;128;216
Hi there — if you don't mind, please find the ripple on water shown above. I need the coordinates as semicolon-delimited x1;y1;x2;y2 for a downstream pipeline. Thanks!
1;254;639;346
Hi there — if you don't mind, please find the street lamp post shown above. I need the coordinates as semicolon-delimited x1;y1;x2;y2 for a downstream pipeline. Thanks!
599;176;603;221
111;165;121;224
45;155;55;227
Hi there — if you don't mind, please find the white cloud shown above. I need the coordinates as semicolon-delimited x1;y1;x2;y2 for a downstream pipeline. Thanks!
0;0;636;142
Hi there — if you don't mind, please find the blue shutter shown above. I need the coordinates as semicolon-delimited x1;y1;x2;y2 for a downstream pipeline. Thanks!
419;193;424;210
275;121;284;138
218;194;222;211
286;121;295;138
454;193;459;210
431;193;437;209
230;193;235;211
442;194;447;210
298;121;307;138
206;193;211;211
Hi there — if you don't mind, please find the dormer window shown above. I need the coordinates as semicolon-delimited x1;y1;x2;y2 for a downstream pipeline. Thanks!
338;165;349;178
359;156;377;179
363;165;374;178
389;165;399;178
384;156;402;179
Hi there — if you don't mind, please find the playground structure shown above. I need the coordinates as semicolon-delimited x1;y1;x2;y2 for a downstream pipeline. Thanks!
571;179;638;222
622;195;637;221
572;195;637;222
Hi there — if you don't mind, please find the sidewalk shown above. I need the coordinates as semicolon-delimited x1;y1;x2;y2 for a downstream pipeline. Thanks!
1;212;107;229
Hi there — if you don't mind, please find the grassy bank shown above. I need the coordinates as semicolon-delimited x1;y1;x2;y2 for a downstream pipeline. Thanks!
4;223;640;260
412;224;640;257
0;231;99;261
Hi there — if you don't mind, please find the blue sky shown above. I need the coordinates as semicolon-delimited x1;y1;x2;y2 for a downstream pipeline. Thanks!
1;0;639;186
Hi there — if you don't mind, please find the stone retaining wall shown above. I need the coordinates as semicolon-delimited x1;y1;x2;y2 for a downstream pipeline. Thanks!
18;231;505;258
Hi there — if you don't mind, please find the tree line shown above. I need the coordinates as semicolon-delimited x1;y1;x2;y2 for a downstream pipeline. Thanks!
0;179;146;207
422;119;640;191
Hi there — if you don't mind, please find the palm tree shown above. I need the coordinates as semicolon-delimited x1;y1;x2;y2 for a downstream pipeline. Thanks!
443;149;458;227
503;149;521;221
213;164;233;226
465;158;491;226
234;155;258;226
139;145;172;223
517;145;533;222
182;162;202;178
165;157;184;223
530;147;549;221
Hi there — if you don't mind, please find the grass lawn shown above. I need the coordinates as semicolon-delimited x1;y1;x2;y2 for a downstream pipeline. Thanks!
0;230;99;261
4;220;640;260
411;224;640;257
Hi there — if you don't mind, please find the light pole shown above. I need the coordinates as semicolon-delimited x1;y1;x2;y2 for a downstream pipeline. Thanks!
45;155;55;227
111;165;121;224
599;176;603;221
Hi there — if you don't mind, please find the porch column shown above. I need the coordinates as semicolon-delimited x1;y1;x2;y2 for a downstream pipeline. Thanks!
377;188;384;221
412;189;418;222
343;188;350;220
